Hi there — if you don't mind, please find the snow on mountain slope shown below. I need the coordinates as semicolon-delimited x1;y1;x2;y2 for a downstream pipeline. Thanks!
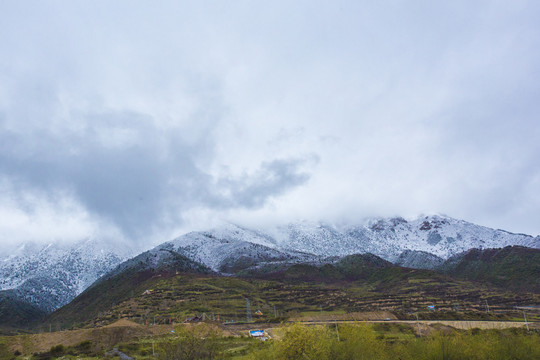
158;224;319;273
269;221;376;257
1;214;538;312
266;215;539;262
362;215;539;260
130;215;538;273
394;250;445;269
0;238;132;312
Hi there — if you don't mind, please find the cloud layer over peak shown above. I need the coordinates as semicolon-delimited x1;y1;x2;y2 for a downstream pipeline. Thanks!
1;1;539;249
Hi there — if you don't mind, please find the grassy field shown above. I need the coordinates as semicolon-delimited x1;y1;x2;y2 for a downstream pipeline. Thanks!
1;320;539;360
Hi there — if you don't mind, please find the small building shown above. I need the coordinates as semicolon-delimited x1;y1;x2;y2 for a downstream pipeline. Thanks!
250;330;265;337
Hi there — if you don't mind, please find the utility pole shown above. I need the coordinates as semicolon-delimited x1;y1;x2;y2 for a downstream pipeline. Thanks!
523;311;530;331
416;313;422;337
274;305;277;318
246;298;252;322
485;300;490;313
335;321;340;341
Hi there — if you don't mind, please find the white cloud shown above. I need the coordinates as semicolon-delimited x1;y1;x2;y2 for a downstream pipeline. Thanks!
0;181;105;248
0;0;539;249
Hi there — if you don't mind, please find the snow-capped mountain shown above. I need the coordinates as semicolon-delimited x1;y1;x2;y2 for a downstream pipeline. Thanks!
394;250;444;269
129;215;539;273
1;214;538;313
0;238;133;312
269;215;539;262
153;224;318;273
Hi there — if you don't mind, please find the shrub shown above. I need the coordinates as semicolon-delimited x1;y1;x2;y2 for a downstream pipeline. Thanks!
49;344;65;356
248;323;540;360
158;325;219;360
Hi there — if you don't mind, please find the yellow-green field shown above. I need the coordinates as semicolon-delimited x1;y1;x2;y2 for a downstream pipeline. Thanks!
1;320;539;360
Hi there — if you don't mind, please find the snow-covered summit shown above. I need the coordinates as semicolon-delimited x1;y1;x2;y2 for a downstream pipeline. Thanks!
1;214;538;312
0;238;133;312
267;215;538;261
159;224;316;273
128;215;539;273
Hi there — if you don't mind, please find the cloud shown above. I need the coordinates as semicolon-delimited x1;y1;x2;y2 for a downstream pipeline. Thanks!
1;0;540;248
215;156;318;209
0;112;315;244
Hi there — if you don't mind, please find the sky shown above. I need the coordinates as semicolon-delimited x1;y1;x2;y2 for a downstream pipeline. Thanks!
0;1;539;250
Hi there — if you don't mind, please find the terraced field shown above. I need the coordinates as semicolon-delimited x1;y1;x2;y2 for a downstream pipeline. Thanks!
46;270;540;331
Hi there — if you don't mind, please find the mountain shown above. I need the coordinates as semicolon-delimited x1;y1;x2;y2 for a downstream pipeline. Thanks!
269;215;539;262
89;215;540;282
46;248;540;329
37;216;540;330
0;290;47;331
394;250;445;269
2;214;538;319
153;225;319;274
99;245;214;281
0;238;133;313
439;246;540;292
154;215;538;271
335;253;394;278
49;249;211;327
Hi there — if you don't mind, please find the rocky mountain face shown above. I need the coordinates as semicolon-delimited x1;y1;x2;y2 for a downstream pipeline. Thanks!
0;239;132;312
394;250;445;269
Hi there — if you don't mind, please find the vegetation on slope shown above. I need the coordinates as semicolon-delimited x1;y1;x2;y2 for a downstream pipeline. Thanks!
247;323;540;360
46;260;540;330
0;291;46;332
6;322;540;360
440;246;540;292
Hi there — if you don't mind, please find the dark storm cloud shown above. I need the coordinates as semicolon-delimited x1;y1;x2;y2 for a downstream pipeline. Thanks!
0;113;313;239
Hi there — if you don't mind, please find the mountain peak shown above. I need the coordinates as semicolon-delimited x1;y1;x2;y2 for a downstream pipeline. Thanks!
0;238;133;312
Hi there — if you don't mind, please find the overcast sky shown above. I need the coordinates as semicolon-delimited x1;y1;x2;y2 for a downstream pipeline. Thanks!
1;1;539;250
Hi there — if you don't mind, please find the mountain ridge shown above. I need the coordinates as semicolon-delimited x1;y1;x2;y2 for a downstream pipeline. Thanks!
438;245;540;292
0;238;133;312
1;214;538;316
45;246;540;329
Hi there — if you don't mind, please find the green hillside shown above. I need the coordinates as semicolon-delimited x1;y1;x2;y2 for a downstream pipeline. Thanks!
45;253;540;330
0;290;46;333
440;246;540;292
